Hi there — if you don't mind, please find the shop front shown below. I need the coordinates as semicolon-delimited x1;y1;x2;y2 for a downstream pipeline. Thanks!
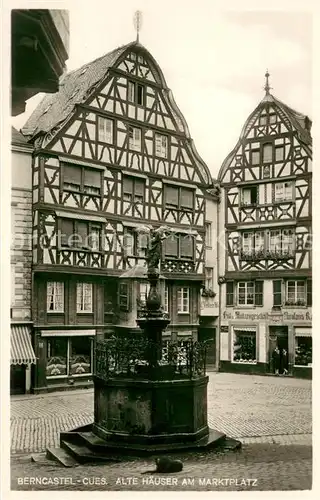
198;296;219;369
32;329;95;393
220;308;312;378
10;324;37;394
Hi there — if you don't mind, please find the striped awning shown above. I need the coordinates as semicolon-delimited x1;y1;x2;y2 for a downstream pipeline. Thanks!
234;327;256;333
295;328;312;337
11;325;37;365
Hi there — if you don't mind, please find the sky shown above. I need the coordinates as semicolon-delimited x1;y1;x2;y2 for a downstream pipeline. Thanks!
11;1;313;178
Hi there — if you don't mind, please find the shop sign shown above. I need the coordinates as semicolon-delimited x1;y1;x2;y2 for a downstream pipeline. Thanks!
200;297;219;316
222;310;312;323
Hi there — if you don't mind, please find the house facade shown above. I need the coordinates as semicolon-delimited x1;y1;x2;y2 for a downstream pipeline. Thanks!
217;78;312;379
22;41;213;393
11;128;37;394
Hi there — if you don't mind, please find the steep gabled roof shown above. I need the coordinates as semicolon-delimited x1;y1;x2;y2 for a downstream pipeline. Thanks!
22;41;136;139
218;92;312;181
11;126;33;148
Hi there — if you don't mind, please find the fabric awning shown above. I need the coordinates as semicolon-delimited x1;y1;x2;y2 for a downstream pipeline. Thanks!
55;210;106;223
11;325;37;365
234;327;256;333
295;328;312;337
41;329;96;337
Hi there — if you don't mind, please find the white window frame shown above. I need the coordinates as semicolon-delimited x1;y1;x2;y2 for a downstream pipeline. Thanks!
205;267;214;289
255;232;264;251
47;282;64;313
269;230;281;252
205;222;212;247
286;280;306;304
232;327;257;364
98;116;113;143
155;133;168;158
274;181;293;202
177;287;190;314
139;282;150;306
129;126;142;151
242;232;253;253
237;281;254;306
46;337;93;379
76;283;93;313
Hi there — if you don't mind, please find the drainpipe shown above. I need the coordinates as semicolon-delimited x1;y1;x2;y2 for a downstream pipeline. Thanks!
216;192;221;372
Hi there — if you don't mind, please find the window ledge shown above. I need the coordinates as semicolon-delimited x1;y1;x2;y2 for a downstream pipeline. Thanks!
232;361;257;365
47;311;64;314
294;364;312;368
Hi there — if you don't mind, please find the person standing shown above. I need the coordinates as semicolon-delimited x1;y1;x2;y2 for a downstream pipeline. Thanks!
282;348;288;375
272;346;280;375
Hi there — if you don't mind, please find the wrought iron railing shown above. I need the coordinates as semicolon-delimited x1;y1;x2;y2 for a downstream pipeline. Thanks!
94;338;208;380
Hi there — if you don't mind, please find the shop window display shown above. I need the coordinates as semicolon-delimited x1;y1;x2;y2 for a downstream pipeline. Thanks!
233;330;257;363
295;337;312;366
46;338;68;376
46;337;92;377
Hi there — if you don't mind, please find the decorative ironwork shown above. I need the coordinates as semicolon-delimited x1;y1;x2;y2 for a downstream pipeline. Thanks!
94;338;207;380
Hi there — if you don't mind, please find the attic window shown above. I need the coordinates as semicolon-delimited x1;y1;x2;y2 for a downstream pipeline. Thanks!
80;68;88;75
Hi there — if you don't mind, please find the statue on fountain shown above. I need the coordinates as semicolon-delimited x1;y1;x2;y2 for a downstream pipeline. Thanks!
146;225;172;274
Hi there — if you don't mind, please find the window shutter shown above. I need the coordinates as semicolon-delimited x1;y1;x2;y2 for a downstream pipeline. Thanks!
78;222;88;248
180;234;193;258
61;219;74;246
64;165;81;185
181;188;193;209
273;280;282;306
84;169;101;188
123;176;133;195
307;279;312;306
134;178;145;197
165;186;179;206
164;235;178;257
254;281;264;306
226;281;234;306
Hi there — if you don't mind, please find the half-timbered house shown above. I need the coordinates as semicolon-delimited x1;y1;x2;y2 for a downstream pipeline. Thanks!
22;40;213;392
217;74;312;378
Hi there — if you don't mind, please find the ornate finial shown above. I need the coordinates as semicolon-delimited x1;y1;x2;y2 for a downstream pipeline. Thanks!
133;10;143;43
264;69;272;95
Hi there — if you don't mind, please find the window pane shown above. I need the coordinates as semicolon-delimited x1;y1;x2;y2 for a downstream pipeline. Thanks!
259;115;267;126
77;283;92;312
295;337;312;366
90;228;100;251
251;150;260;165
124;230;134;256
69;337;92;375
61;219;74;246
181;188;193;209
233;331;256;362
47;282;64;312
46;338;67;376
165;186;179;206
263;143;272;163
275;146;284;161
128;81;135;102
78;222;88;247
123;176;133;195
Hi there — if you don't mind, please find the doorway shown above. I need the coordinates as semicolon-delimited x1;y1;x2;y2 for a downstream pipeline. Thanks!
10;365;26;395
198;327;216;369
269;326;289;375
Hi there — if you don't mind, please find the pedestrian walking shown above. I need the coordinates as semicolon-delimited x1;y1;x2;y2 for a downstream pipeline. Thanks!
282;348;288;375
272;346;280;375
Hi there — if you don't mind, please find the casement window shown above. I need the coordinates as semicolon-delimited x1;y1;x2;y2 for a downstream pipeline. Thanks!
47;282;64;312
205;222;212;247
123;176;145;204
128;81;145;105
63;165;102;196
251;150;260;165
164;233;194;260
274;181;293;202
262;143;273;163
164;285;169;313
155;133;168;158
177;287;190;313
60;219;101;250
275;146;284;161
76;283;93;313
97;116;113;143
269;229;294;254
205;267;214;289
165;185;194;211
139;282;150;306
237;281;264;306
226;282;234;306
119;282;130;311
46;337;93;378
124;227;147;257
242;232;253;253
286;280;306;305
238;282;254;306
255;232;264;251
128;126;142;151
233;329;257;363
241;186;257;205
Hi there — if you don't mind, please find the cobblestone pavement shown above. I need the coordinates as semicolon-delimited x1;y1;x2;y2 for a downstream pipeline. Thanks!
10;443;312;491
10;373;312;454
